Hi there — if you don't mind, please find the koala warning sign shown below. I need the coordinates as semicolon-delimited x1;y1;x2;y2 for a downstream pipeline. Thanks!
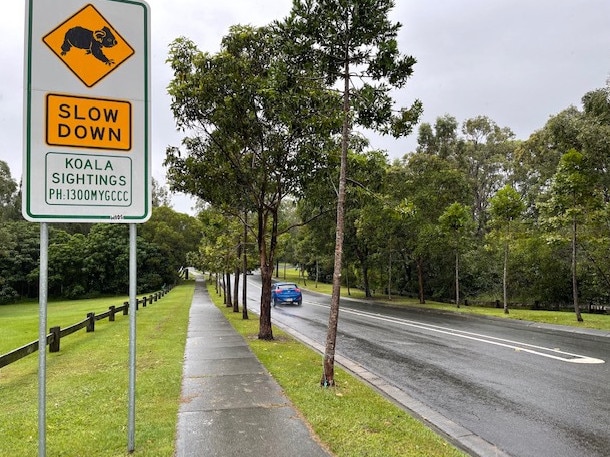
24;0;150;223
43;3;135;88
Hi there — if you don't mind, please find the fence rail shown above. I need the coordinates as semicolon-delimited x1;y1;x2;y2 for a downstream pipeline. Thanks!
0;288;172;369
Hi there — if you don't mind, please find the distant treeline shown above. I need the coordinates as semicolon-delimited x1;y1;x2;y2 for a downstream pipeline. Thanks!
0;199;203;303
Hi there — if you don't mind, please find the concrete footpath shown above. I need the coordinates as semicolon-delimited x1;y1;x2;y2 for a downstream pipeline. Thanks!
174;279;332;457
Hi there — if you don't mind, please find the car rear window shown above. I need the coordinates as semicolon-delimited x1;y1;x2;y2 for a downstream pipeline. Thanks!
277;284;297;290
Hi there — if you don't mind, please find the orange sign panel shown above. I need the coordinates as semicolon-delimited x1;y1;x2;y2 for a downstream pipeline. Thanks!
43;4;134;87
46;94;132;151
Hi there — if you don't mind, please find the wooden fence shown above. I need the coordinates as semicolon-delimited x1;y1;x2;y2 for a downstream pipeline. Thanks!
0;287;172;369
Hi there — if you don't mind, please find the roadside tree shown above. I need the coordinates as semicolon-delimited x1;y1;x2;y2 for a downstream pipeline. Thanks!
538;149;599;321
165;26;341;339
280;0;422;385
488;185;525;314
438;202;475;308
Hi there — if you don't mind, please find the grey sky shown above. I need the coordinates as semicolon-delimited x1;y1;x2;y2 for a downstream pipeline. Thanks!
1;1;608;213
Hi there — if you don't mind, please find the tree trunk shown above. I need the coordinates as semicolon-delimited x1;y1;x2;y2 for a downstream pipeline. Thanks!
225;271;232;307
362;262;371;298
346;266;351;296
322;54;350;387
233;266;240;313
222;273;227;304
242;214;249;320
455;248;460;308
258;263;274;339
417;257;425;304
503;239;509;314
572;215;583;322
388;251;392;300
257;208;276;340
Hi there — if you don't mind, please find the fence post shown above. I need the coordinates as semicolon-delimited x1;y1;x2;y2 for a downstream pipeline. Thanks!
149;294;153;305
86;313;95;332
50;326;61;353
123;301;129;315
142;296;147;308
109;305;116;322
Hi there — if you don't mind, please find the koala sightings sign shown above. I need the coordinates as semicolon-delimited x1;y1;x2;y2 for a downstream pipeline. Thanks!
24;0;150;223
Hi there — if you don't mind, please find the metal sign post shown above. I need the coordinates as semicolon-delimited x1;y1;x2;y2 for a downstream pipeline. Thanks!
24;1;150;455
128;223;137;452
38;223;48;457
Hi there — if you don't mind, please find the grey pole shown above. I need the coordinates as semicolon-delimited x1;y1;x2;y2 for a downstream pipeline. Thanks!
38;222;48;457
127;223;137;452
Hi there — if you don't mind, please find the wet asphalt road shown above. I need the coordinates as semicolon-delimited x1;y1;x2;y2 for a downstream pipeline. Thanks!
246;279;610;457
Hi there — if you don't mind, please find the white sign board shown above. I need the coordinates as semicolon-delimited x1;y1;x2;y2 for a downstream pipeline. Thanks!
23;0;151;223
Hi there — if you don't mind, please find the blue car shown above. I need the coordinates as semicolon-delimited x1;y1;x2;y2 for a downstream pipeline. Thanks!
271;282;302;307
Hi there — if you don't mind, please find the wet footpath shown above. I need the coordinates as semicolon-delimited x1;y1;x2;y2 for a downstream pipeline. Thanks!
174;279;332;456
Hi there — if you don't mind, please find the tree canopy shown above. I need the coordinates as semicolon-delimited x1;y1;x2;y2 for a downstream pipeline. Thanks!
165;24;342;339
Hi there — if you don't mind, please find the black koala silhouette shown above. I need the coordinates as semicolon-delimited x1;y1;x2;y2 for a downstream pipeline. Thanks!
60;26;118;65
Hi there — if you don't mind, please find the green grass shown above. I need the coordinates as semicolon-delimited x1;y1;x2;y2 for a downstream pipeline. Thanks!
275;266;610;332
207;283;467;457
0;283;194;456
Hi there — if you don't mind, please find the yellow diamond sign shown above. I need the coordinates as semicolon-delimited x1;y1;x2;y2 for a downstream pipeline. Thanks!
43;4;135;88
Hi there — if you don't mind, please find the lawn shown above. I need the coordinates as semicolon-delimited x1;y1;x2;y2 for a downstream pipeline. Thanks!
0;283;193;456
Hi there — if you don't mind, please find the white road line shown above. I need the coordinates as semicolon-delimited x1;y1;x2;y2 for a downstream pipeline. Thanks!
307;302;605;365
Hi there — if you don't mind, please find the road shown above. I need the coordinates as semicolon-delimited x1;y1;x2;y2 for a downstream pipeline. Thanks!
245;277;610;457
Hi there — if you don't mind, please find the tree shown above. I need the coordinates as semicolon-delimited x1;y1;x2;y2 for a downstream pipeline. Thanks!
488;185;525;314
539;149;598;321
385;154;470;303
140;205;203;284
49;231;87;298
151;177;172;208
344;149;389;298
165;26;341;339
416;114;461;159
281;0;422;386
439;202;474;308
0;160;19;221
513;107;583;213
458;116;515;235
84;224;130;294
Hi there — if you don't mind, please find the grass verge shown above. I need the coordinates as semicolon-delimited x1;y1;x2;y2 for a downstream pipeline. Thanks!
0;283;194;456
206;282;467;457
275;267;610;332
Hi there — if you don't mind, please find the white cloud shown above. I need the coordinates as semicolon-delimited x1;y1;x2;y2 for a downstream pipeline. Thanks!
2;0;608;214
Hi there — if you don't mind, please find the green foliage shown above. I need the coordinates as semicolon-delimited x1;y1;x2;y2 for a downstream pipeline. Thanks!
280;0;422;137
165;24;345;338
0;206;198;303
439;202;474;236
140;206;203;280
165;28;341;209
0;160;19;221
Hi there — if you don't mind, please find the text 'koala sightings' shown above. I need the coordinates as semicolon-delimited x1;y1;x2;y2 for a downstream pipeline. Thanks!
61;26;118;65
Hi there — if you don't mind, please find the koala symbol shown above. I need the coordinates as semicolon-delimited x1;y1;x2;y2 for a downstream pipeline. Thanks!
60;26;118;65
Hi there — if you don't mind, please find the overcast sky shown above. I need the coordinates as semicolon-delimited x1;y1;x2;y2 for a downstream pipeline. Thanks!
1;0;609;213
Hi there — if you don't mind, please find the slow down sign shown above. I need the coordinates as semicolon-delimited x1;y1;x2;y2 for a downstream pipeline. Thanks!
46;94;132;151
